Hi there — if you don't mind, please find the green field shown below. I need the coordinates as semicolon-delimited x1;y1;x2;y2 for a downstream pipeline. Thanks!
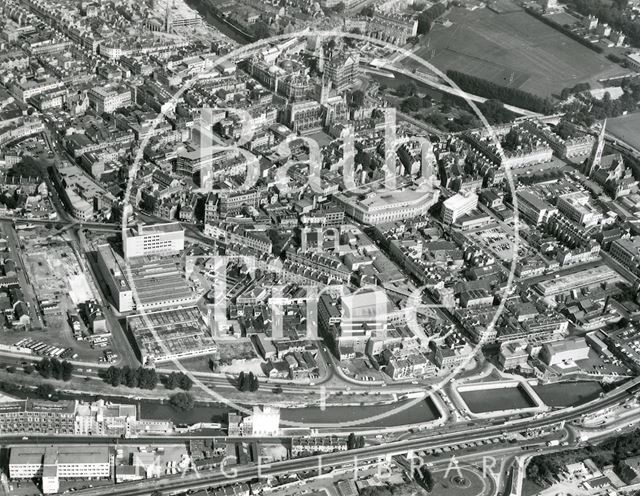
410;6;630;98
608;112;640;151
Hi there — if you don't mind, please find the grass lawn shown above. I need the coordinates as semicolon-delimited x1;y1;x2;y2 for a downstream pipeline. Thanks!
409;6;630;98
608;112;640;151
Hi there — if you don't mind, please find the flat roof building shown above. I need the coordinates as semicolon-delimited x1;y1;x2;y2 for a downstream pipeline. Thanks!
442;192;478;224
516;190;558;226
334;186;439;225
557;191;603;227
0;400;76;435
535;264;618;296
96;244;133;312
124;222;185;259
10;446;110;494
127;306;217;365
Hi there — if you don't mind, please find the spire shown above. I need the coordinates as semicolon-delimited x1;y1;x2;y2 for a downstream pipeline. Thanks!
586;119;606;177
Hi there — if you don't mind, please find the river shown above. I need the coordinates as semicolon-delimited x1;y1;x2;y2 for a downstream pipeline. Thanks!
184;0;253;44
533;381;604;408
460;385;536;414
140;397;441;429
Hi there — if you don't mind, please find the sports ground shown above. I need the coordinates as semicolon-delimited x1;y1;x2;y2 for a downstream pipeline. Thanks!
410;6;630;98
608;113;640;152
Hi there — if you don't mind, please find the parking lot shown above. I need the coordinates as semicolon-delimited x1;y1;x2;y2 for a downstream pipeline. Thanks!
465;225;533;262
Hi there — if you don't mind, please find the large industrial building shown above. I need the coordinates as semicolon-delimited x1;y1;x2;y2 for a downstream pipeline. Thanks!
127;306;217;365
10;446;110;494
540;337;590;366
96;243;134;312
123;222;185;259
97;235;194;313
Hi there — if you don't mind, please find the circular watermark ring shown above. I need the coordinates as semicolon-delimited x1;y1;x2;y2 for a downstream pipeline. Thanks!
122;28;521;429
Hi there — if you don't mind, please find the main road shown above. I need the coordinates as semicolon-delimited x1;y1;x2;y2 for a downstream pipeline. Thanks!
69;376;640;496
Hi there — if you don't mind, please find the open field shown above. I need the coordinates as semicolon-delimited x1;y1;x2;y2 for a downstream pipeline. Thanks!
608;112;640;151
410;6;630;98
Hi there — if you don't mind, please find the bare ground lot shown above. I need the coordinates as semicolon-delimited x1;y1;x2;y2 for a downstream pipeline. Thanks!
608;112;640;151
410;6;630;98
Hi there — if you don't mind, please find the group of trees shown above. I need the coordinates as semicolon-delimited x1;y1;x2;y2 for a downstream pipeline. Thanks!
252;21;271;40
446;70;555;114
413;465;435;492
559;82;591;100
103;366;158;390
524;8;603;53
527;428;640;487
169;392;195;411
237;371;260;392
0;191;18;210
417;2;447;35
36;358;74;382
568;0;640;48
347;432;366;450
400;95;430;113
563;79;640;128
163;372;193;391
360;5;375;16
476;99;517;125
34;384;59;400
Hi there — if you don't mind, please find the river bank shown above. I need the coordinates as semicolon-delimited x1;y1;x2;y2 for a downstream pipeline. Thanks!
184;0;254;44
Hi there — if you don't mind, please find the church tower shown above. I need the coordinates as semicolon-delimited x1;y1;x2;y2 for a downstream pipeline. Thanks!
585;119;606;177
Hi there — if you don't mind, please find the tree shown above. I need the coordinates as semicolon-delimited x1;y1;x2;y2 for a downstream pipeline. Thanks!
360;5;374;16
138;367;158;390
447;70;554;114
253;21;271;40
34;384;58;400
401;95;424;113
347;432;357;450
165;372;180;390
141;194;156;213
61;361;73;381
179;374;193;391
238;372;259;392
420;466;434;492
23;364;34;375
109;367;122;387
104;366;118;385
169;392;195;411
37;358;53;379
396;83;416;98
248;372;259;392
330;1;345;12
122;366;138;388
5;366;15;374
50;357;62;380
